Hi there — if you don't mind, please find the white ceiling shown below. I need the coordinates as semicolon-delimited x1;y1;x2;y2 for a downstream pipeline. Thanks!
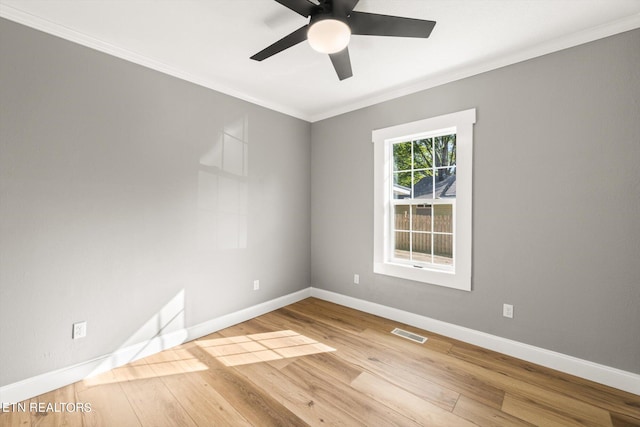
1;0;639;122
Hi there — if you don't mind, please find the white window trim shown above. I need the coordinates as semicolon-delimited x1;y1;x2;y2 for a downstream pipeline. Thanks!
372;109;476;291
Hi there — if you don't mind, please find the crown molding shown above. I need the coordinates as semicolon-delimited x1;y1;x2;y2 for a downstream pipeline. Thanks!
0;4;312;122
2;4;638;123
308;12;640;122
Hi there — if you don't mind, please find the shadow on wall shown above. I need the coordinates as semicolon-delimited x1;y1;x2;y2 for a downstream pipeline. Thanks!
89;289;187;377
198;115;249;250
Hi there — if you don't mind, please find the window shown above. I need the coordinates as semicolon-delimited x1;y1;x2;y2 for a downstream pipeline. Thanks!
373;109;476;291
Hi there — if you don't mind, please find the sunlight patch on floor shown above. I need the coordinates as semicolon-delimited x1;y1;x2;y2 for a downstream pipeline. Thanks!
196;330;336;366
82;351;208;386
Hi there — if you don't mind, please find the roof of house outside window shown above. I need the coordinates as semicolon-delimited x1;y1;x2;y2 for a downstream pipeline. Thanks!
394;174;456;199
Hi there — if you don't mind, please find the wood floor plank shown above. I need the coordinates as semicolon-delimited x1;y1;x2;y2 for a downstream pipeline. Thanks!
453;395;536;427
350;347;463;411
153;368;253;427
119;377;198;426
233;359;366;426
285;298;368;334
610;411;640;427
355;327;492;410
450;343;640;420
502;392;613;427
280;358;423;427
76;368;119;391
350;371;475;426
0;406;31;427
198;367;308;427
177;342;310;427
144;351;208;378
29;385;84;427
287;351;363;385
214;316;366;426
112;362;158;382
504;382;614;426
141;348;185;364
77;382;142;427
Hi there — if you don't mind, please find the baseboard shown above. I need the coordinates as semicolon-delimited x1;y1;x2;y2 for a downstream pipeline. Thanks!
3;285;637;404
185;288;311;341
0;287;311;404
310;287;640;395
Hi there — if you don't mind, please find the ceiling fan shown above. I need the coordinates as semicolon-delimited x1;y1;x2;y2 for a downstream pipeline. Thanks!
250;0;436;81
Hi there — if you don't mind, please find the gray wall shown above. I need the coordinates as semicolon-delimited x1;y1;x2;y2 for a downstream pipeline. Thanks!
0;18;311;386
1;16;638;389
311;29;640;374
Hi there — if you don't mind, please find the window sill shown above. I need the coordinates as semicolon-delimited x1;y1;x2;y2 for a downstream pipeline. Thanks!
373;261;470;291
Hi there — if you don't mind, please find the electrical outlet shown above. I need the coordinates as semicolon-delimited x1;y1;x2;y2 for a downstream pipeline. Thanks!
253;280;260;291
503;304;514;319
72;321;87;339
353;274;359;284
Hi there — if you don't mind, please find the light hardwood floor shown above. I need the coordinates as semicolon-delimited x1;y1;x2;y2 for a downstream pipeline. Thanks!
2;298;639;426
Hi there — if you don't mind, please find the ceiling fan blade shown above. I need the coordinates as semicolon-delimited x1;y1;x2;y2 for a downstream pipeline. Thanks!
349;11;436;38
329;48;353;81
274;0;316;17
250;25;309;61
332;0;360;16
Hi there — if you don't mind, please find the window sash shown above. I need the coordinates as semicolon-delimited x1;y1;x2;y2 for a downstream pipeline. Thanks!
389;199;456;271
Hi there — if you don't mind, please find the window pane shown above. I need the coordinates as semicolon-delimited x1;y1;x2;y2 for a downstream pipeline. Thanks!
394;231;411;261
413;138;432;169
434;204;453;233
394;205;410;231
433;234;453;265
393;141;412;171
434;134;456;167
412;204;431;232
434;167;456;198
411;232;432;264
393;172;412;199
413;170;434;199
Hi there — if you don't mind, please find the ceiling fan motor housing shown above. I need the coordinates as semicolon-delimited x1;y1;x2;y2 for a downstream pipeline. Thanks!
307;3;351;54
309;0;350;25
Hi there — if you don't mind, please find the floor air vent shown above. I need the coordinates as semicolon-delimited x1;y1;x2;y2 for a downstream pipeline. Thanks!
391;328;427;344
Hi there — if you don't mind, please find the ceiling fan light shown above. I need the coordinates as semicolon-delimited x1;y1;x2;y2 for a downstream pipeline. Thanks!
307;19;351;54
